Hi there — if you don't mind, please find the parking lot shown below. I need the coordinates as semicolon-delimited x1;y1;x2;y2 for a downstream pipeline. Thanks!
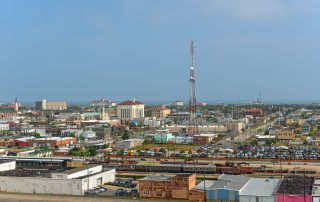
86;178;138;197
232;146;320;160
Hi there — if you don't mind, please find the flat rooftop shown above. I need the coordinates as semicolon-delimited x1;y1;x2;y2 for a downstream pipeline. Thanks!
0;168;68;178
63;164;99;175
277;176;314;195
138;175;171;181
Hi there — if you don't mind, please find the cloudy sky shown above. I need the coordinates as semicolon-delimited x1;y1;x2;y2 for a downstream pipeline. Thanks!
0;0;319;103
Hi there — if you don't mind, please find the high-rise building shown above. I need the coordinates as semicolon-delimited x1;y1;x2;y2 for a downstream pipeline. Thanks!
35;99;67;110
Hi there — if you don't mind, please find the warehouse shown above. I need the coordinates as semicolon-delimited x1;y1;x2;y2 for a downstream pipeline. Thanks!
115;138;143;149
312;179;320;202
195;174;250;201
276;176;313;202
0;161;115;195
239;178;280;202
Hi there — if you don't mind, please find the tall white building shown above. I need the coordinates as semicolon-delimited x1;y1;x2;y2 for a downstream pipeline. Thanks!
117;99;144;120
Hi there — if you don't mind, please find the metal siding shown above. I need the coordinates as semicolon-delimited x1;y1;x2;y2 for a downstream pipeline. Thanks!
218;189;230;200
207;190;214;200
313;196;320;202
229;190;234;200
234;191;239;200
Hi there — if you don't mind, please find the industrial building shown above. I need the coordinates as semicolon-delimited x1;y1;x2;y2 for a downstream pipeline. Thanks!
0;161;115;195
115;138;143;149
138;173;196;200
312;179;320;202
195;174;251;201
28;137;76;148
276;176;313;202
193;133;217;145
35;99;67;110
239;178;280;202
151;129;174;144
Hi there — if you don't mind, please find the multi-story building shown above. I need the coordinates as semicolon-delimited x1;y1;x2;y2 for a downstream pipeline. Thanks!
151;106;171;119
28;137;76;148
116;99;144;121
172;101;184;106
193;134;217;145
244;108;263;118
138;173;196;200
226;120;244;133
0;123;9;131
275;129;295;143
35;99;67;110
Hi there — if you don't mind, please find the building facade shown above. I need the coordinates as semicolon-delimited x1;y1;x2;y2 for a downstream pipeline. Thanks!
239;178;280;202
117;100;144;120
138;173;196;200
275;130;295;143
35;99;67;110
151;107;171;119
0;124;9;131
276;176;313;202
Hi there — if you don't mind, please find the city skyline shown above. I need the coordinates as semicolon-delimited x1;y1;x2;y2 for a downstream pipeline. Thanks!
1;0;320;102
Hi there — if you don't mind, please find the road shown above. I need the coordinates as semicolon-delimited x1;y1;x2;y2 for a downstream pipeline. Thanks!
219;119;276;148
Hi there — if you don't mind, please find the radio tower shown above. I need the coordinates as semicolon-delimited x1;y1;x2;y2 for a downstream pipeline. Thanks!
187;41;198;135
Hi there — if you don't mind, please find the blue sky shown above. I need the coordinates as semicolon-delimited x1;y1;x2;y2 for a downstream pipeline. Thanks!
0;0;320;103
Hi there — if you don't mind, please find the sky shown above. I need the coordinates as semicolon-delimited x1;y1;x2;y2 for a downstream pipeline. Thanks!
0;0;320;104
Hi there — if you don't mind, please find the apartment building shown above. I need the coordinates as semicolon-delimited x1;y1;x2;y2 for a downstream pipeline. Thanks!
35;99;67;110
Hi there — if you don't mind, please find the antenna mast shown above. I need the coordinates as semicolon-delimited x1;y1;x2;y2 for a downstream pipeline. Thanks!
187;41;198;135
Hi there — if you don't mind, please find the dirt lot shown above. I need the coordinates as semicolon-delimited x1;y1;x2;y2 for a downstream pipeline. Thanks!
0;193;172;202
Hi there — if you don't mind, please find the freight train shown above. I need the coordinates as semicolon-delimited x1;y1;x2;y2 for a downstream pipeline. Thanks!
102;160;255;174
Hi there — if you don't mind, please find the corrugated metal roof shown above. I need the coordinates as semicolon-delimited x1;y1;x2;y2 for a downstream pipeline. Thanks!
195;178;249;191
277;176;313;195
218;174;251;182
240;178;280;196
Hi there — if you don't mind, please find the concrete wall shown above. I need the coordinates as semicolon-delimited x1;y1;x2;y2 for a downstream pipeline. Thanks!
52;165;103;179
313;196;320;202
0;176;83;195
0;169;115;196
240;195;275;202
81;169;116;193
0;161;16;172
68;165;102;179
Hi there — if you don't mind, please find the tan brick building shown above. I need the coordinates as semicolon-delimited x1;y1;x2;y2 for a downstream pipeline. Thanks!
138;173;197;200
275;130;295;143
151;106;171;119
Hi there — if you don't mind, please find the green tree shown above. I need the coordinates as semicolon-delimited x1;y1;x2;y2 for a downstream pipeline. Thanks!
250;139;258;146
122;130;130;140
31;132;41;138
118;149;125;155
88;148;97;156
